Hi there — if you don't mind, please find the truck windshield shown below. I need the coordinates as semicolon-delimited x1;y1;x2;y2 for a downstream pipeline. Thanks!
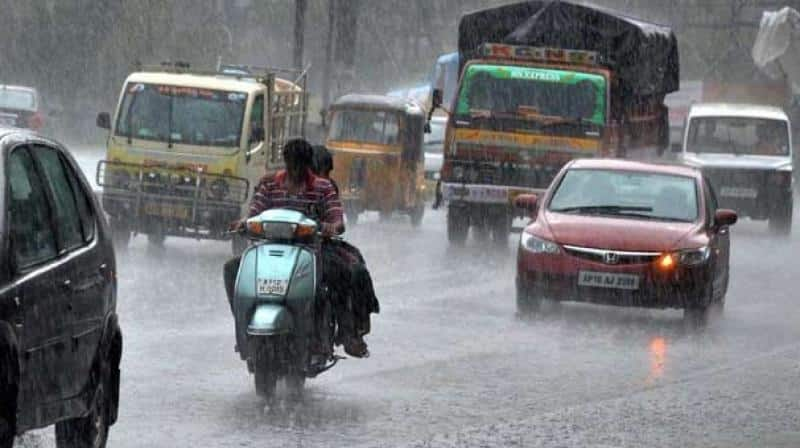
115;83;246;148
455;64;606;127
328;109;400;145
686;117;790;156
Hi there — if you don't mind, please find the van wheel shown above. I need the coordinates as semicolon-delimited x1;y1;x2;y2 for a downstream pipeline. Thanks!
55;356;111;448
768;202;792;236
447;206;468;245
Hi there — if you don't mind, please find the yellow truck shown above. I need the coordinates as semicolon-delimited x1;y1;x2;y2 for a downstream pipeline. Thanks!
95;63;307;251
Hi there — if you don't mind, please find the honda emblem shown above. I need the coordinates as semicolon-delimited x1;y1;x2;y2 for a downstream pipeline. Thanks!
603;251;620;265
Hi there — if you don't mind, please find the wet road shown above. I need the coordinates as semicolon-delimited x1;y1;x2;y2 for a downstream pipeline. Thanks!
18;147;800;447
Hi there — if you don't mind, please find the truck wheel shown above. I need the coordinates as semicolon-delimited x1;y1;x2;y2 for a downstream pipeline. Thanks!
55;354;112;448
410;204;425;227
768;202;792;236
447;206;468;245
489;213;511;247
253;345;278;400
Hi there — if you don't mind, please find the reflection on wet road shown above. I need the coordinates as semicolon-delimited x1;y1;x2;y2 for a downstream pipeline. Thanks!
17;148;800;447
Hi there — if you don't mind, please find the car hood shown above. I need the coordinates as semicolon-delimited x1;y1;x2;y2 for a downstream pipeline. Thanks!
682;152;792;170
543;211;699;252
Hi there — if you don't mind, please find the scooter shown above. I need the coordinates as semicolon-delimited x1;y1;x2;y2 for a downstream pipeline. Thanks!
232;208;339;399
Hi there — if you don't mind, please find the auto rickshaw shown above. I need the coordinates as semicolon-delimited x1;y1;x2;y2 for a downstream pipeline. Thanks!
325;94;427;226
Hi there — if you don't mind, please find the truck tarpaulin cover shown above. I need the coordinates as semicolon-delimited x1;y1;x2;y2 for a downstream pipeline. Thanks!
752;7;800;95
458;0;679;97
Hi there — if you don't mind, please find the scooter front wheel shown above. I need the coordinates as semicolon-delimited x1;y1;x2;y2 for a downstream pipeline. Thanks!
253;346;278;399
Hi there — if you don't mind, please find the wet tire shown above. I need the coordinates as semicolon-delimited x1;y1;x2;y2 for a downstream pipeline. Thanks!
489;213;511;247
768;202;792;236
683;284;714;328
447;206;468;246
253;346;278;400
516;284;541;316
55;355;112;448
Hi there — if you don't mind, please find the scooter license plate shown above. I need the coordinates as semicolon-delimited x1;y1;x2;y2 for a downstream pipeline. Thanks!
257;278;289;296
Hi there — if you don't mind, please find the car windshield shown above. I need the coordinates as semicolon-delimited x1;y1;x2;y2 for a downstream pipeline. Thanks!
0;88;35;110
549;169;699;222
686;117;790;156
454;64;606;128
115;82;246;148
328;109;400;145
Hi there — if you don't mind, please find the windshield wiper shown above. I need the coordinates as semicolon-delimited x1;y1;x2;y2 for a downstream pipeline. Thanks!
552;205;653;214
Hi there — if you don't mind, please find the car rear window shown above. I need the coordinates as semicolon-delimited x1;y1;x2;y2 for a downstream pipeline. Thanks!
0;89;35;110
549;168;699;222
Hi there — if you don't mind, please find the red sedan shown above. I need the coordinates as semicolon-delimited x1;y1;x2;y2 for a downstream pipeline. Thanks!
515;159;738;323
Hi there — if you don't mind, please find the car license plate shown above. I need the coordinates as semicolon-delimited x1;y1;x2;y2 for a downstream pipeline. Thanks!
143;202;190;219
719;186;758;199
578;271;639;290
257;278;289;296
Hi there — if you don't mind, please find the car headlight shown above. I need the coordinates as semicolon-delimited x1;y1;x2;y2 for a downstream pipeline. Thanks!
656;246;710;269
520;232;561;254
676;246;710;266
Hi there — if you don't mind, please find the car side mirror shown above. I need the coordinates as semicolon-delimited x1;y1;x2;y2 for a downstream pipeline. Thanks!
96;112;111;130
514;194;538;215
671;142;682;153
714;209;738;227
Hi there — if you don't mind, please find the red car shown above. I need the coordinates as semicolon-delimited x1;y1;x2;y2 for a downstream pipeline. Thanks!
515;159;738;323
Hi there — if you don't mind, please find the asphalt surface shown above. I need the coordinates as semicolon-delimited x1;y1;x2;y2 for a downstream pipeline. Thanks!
16;147;800;447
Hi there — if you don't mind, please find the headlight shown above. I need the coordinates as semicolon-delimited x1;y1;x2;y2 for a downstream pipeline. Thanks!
520;232;561;254
656;246;709;270
676;246;710;266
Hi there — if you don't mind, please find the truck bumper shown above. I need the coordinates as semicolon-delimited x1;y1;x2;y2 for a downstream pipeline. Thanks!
440;182;541;205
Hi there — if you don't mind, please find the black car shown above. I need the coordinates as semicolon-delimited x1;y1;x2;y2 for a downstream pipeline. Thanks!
0;127;122;448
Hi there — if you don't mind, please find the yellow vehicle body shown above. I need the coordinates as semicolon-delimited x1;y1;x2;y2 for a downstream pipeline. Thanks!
325;94;427;226
96;65;307;248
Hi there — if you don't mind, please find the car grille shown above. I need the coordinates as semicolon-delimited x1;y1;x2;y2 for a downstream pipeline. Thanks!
563;245;661;265
702;168;768;196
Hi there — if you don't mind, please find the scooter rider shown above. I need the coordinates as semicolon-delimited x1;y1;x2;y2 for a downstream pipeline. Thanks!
223;138;369;357
312;145;380;340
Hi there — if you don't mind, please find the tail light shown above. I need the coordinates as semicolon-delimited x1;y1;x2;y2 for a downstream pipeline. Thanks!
27;112;44;130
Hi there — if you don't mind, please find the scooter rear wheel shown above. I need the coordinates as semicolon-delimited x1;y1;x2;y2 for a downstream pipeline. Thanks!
253;347;278;399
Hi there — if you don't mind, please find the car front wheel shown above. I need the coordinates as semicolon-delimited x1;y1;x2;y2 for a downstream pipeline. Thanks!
516;282;541;316
0;343;16;448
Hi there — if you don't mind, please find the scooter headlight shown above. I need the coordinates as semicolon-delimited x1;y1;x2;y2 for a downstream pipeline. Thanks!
520;232;561;254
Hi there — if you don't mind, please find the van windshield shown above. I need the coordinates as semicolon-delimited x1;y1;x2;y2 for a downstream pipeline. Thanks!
686;117;790;156
115;82;247;148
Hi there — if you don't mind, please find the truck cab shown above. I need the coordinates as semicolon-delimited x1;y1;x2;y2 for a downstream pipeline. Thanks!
679;103;794;234
96;64;307;250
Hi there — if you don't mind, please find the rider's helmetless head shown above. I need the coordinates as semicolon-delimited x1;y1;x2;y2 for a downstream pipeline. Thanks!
282;138;314;182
